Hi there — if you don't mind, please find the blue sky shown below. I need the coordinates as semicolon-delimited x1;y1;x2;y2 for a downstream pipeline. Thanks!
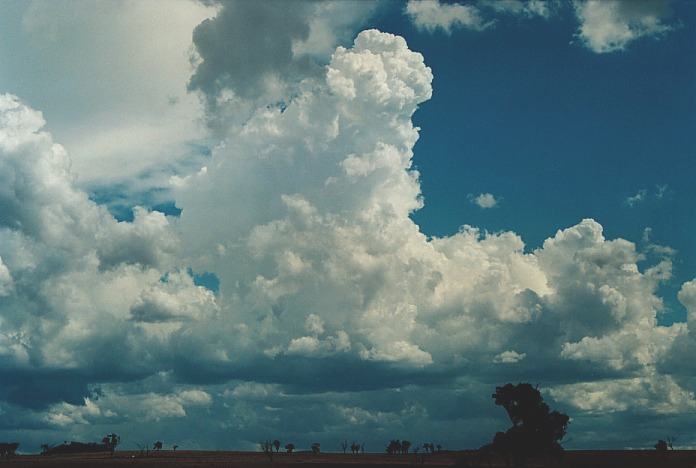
0;0;695;454
376;1;696;324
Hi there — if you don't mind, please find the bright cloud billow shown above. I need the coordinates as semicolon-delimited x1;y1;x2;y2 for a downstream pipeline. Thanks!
0;2;694;454
405;0;489;33
470;192;500;209
574;0;676;53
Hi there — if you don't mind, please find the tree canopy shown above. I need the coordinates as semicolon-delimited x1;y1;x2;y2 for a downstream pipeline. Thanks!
490;383;569;467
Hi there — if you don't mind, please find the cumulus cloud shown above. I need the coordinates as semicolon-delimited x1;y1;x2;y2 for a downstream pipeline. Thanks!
44;388;212;426
470;192;500;209
0;0;217;190
625;185;672;207
188;0;376;131
0;256;13;296
1;23;692;451
550;373;696;414
574;0;676;53
174;30;683;407
405;0;490;34
130;270;218;324
0;93;217;406
480;0;553;19
494;350;526;363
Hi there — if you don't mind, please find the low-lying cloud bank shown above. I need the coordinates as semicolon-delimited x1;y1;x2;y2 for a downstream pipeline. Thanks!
0;27;693;451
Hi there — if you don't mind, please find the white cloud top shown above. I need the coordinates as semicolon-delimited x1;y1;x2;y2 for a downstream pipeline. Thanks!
405;0;489;33
574;0;675;53
471;192;500;209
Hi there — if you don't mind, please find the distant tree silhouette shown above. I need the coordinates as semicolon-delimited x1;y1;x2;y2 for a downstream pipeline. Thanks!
386;440;402;454
260;440;274;461
173;445;178;451
489;383;569;468
153;441;163;451
360;442;365;454
401;440;411;454
436;444;442;452
102;433;120;456
285;443;295;453
341;440;348;453
311;442;321;454
273;439;280;453
350;441;360;454
0;443;19;458
656;437;674;457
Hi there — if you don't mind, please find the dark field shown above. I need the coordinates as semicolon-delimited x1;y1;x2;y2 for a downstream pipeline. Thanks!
3;450;696;467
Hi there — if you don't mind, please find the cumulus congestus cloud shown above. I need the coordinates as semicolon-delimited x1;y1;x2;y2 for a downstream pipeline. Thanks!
0;94;215;406
188;0;377;131
0;28;694;450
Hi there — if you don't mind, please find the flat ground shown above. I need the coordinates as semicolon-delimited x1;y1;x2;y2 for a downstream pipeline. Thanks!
2;450;695;467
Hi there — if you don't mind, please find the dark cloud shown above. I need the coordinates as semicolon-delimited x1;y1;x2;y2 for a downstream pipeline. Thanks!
188;1;317;102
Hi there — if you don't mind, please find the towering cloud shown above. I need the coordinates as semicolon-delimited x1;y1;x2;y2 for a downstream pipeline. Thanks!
0;25;693;451
189;0;376;130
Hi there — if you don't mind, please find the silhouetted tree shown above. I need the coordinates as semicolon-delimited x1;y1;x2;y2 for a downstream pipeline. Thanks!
402;440;411;454
489;383;569;468
655;437;674;457
285;443;295;453
360;442;365;454
311;442;321;454
260;440;274;461
341;440;348;453
173;445;178;451
102;433;120;456
273;439;280;453
386;440;402;454
153;441;163;451
350;441;360;454
436;444;442;452
0;443;19;458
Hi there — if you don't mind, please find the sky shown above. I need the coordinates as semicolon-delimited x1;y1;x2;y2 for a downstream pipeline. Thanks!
0;0;695;454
